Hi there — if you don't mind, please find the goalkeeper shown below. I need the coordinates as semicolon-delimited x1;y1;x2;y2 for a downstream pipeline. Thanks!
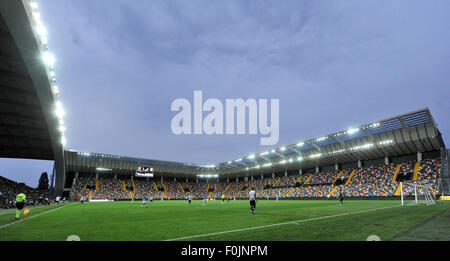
15;192;26;219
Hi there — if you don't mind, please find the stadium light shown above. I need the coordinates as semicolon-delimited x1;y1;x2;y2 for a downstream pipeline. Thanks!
279;146;286;152
309;153;322;159
96;167;112;171
280;160;287;164
315;136;327;142
61;136;66;146
58;125;65;133
29;1;38;9
42;51;54;67
235;158;242;162
197;174;219;178
35;22;47;37
263;163;272;167
347;128;359;134
259;151;268;156
227;161;232;164
248;154;255;159
54;101;65;119
289;158;293;163
51;85;59;96
270;149;275;153
296;142;304;147
297;156;303;161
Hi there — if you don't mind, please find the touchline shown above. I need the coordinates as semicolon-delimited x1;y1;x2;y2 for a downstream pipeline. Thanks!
171;90;279;146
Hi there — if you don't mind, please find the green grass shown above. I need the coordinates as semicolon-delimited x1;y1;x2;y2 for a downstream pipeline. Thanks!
0;199;448;241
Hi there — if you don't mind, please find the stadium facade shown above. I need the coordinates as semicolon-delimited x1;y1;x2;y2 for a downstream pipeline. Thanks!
0;1;448;197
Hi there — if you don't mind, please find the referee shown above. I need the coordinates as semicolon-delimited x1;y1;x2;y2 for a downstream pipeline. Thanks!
249;188;256;215
15;192;26;219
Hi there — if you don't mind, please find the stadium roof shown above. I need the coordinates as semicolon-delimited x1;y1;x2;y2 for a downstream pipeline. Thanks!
67;108;445;179
0;1;65;192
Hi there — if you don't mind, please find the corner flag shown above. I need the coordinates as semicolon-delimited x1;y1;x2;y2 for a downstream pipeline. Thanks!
23;207;29;216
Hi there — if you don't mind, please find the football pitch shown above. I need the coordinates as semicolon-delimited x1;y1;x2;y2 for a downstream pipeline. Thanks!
0;199;449;241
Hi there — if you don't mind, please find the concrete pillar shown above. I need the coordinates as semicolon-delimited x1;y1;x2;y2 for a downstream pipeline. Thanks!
417;151;422;162
131;175;133;181
161;176;163;182
186;178;188;182
174;177;176;182
196;178;199;183
261;174;263;179
146;177;149;181
236;177;238;182
227;178;229;183
285;171;287;177
358;160;362;168
251;176;254;181
316;166;319;173
75;172;79;178
335;164;339;170
245;177;248;182
299;169;303;175
114;174;117;179
385;156;389;165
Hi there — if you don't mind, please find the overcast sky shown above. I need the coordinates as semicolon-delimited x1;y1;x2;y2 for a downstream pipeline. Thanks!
2;0;449;188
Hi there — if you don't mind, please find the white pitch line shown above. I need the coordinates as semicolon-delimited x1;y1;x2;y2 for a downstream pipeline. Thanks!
164;204;402;241
0;204;69;230
0;205;51;216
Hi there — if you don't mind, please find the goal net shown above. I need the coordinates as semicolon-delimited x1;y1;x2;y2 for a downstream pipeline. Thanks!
399;182;436;206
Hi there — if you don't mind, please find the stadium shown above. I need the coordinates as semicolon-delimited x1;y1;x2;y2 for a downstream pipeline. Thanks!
0;0;449;244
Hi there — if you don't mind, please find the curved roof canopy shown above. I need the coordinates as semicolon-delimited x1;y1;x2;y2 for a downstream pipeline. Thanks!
0;1;64;162
67;108;445;179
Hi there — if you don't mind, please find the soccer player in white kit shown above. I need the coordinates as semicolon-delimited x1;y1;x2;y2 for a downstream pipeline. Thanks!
249;188;256;215
188;194;192;206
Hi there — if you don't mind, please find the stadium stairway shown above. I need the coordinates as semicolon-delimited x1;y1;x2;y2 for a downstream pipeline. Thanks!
122;180;126;191
327;170;344;197
129;191;133;198
153;181;159;191
394;183;402;196
179;183;185;193
271;178;281;187
132;180;136;191
185;183;193;197
224;183;232;193
392;164;401;183
161;181;168;199
344;170;356;185
88;190;92;200
327;186;338;198
332;170;344;186
285;175;311;197
412;161;420;181
95;179;98;191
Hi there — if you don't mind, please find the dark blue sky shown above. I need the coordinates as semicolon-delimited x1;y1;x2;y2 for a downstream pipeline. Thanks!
2;0;449;187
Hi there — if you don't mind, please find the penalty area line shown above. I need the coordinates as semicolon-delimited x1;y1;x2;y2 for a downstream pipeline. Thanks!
0;204;69;230
163;204;402;241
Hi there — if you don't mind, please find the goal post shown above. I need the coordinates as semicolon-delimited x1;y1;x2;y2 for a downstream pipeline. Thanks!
400;182;436;206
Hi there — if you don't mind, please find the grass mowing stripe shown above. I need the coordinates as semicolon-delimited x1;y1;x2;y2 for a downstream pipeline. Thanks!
164;204;401;241
0;204;69;230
